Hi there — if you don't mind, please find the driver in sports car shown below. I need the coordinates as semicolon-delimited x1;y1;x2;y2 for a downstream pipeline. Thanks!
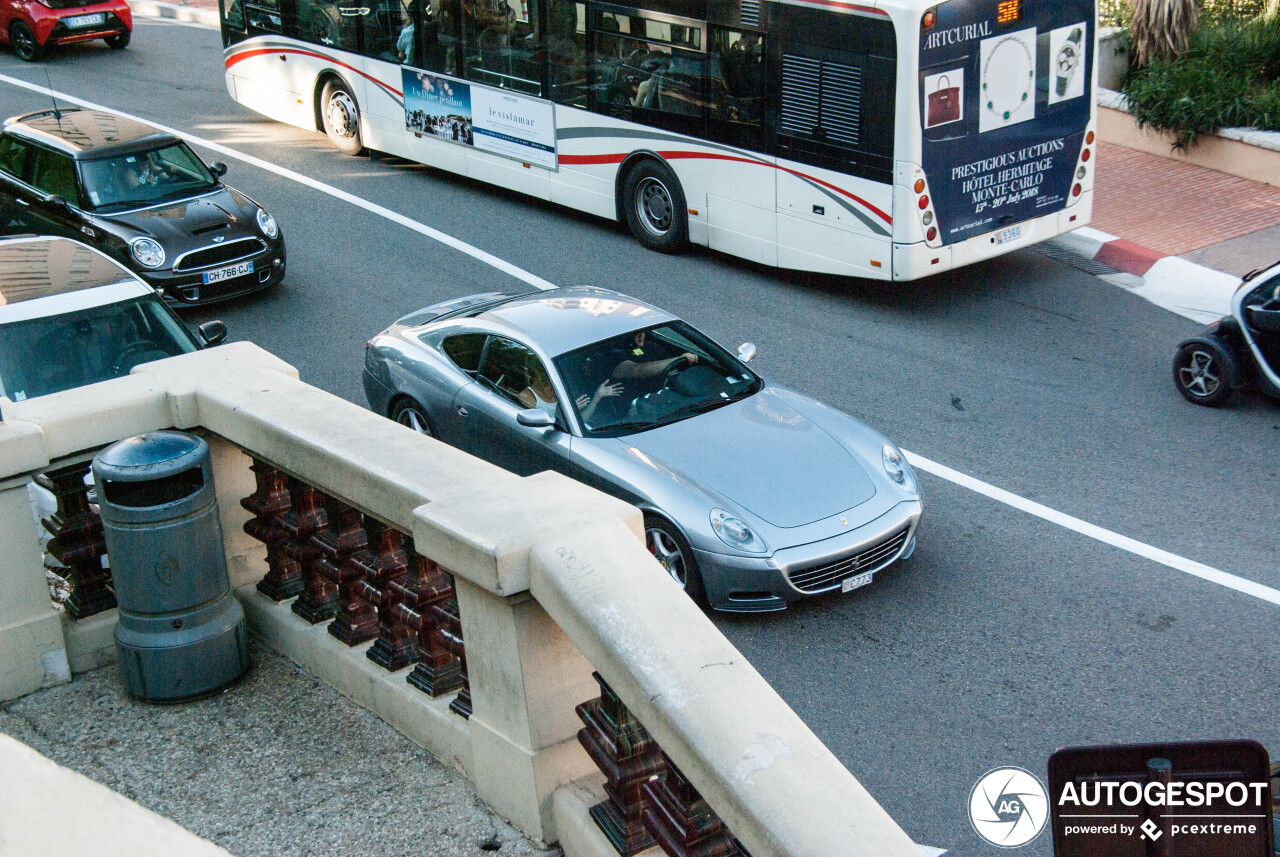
612;329;698;383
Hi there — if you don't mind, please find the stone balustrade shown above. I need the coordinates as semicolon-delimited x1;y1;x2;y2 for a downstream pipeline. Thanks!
0;343;922;857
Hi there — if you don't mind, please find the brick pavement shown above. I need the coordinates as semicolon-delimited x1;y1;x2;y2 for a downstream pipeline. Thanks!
1092;141;1280;256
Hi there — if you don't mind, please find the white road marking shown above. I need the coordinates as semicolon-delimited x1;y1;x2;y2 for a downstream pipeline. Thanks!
905;451;1280;607
0;74;557;292
1;75;1270;613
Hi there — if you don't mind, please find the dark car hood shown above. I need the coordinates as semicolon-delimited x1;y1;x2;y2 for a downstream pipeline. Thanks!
624;388;877;528
94;188;261;251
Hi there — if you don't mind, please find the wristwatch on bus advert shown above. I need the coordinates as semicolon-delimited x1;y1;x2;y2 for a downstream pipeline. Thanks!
1056;27;1083;98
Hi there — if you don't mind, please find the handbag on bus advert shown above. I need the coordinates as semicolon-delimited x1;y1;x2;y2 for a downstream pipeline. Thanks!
927;75;960;127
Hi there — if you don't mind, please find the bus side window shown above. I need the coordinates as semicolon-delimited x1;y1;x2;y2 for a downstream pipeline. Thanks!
363;0;413;62
707;27;765;150
221;0;246;32
548;0;586;107
294;0;357;50
244;0;283;32
462;0;543;96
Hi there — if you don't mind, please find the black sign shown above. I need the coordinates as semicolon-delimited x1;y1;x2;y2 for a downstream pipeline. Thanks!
1048;741;1274;856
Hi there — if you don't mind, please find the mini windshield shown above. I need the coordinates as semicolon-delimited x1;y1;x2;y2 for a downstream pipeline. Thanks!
0;295;199;401
553;321;760;437
79;143;217;211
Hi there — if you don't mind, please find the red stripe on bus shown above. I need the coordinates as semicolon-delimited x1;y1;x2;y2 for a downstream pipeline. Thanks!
562;149;892;224
781;0;888;15
225;48;404;98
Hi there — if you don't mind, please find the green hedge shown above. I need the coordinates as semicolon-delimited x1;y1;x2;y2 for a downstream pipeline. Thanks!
1120;15;1280;148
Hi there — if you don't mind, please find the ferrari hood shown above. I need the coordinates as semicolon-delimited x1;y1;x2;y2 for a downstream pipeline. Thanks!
625;388;877;528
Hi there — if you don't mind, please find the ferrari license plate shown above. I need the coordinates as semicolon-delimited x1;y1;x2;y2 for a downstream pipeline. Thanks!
203;260;253;284
993;225;1023;246
841;571;874;594
65;12;106;27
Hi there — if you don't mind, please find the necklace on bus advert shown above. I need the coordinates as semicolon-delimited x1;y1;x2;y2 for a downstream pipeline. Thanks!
979;31;1036;131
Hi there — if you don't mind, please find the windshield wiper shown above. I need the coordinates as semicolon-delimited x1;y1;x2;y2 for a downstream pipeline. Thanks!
654;397;731;425
596;420;654;433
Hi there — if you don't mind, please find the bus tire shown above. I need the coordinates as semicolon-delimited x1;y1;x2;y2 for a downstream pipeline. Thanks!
321;78;364;156
622;159;687;254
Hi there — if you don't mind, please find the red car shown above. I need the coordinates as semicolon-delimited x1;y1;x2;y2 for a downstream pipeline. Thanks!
2;0;131;61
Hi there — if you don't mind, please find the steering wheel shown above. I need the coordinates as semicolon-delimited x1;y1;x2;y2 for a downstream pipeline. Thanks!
110;340;162;376
660;355;693;389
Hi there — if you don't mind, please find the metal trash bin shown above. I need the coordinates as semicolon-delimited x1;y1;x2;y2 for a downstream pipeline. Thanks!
92;431;249;702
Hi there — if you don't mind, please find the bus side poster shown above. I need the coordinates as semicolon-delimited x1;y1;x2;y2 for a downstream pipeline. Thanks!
402;69;558;170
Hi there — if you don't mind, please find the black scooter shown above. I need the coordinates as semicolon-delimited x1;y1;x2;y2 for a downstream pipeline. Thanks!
1173;261;1280;406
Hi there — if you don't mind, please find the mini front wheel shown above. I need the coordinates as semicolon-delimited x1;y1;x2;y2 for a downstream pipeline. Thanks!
105;31;131;50
1173;339;1238;406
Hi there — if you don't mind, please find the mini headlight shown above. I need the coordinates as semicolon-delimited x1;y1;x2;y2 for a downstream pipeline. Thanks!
882;444;917;494
710;508;767;553
129;237;165;269
256;208;279;239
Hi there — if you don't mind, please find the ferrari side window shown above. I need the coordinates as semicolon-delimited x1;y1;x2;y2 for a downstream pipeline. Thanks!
441;332;487;373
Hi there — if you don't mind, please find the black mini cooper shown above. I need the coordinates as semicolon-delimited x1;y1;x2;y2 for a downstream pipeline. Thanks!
0;108;284;306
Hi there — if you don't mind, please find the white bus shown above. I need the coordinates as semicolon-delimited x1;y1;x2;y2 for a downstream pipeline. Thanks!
221;0;1096;280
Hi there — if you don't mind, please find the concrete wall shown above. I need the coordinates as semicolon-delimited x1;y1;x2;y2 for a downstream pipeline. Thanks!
0;344;920;857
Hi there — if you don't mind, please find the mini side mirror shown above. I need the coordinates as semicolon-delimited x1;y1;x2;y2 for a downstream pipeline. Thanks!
737;342;757;363
516;408;555;428
210;162;228;178
46;195;69;211
198;320;228;347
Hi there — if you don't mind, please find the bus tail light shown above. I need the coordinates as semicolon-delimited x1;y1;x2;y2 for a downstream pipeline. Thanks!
914;179;925;194
918;195;929;210
1086;131;1095;145
1072;184;1082;197
921;7;936;29
927;227;937;241
1081;149;1091;162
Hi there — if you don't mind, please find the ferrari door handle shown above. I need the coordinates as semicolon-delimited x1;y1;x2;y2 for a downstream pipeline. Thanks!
457;405;469;416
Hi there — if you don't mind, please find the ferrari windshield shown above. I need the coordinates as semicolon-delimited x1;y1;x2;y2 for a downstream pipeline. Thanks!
79;142;217;211
553;321;761;437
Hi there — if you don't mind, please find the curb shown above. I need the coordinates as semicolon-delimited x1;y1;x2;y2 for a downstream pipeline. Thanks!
127;0;219;27
1045;226;1240;324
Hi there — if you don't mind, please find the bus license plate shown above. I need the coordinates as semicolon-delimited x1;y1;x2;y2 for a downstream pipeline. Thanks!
841;571;874;594
203;260;253;284
994;225;1023;246
65;12;106;27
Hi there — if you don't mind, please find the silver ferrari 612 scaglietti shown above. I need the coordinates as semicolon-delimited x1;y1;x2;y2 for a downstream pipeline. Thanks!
363;286;921;612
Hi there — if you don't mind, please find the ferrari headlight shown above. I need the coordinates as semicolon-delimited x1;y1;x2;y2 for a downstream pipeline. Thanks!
129;237;165;269
710;508;767;553
256;208;279;239
882;445;917;494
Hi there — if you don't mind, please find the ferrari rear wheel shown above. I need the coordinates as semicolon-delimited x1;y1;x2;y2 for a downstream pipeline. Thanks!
644;514;707;607
391;398;434;436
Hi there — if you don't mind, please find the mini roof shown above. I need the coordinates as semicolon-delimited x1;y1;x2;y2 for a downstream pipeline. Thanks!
3;108;178;160
0;236;141;308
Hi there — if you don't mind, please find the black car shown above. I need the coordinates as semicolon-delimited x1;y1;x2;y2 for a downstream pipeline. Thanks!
0;108;285;307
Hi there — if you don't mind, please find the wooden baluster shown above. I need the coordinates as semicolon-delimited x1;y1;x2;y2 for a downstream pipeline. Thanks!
366;534;428;671
338;519;403;646
436;593;471;719
279;481;333;624
393;563;462;696
642;751;747;857
240;460;300;601
576;672;663;856
41;462;113;619
316;499;370;640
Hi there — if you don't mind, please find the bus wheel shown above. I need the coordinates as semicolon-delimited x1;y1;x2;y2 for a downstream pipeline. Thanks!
623;160;687;254
321;79;364;156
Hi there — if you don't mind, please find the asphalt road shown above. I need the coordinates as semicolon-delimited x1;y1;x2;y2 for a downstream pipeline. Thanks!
4;20;1279;856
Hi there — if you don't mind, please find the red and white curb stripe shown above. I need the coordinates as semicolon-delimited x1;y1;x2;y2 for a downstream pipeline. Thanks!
1048;226;1239;324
